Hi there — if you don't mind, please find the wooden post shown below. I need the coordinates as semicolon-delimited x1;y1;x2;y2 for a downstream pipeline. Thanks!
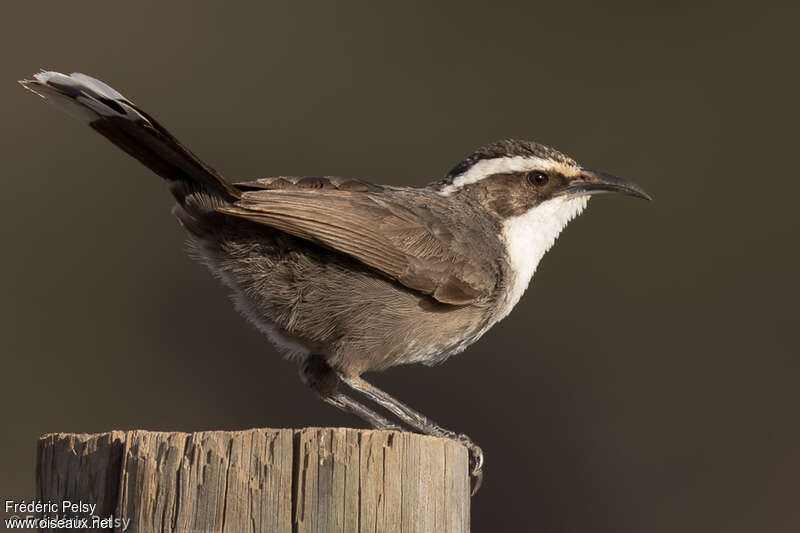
36;428;470;532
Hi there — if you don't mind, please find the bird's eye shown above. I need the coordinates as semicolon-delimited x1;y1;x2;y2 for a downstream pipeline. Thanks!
528;172;549;186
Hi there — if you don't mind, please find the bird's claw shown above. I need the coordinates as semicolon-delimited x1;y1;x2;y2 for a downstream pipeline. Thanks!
455;434;484;495
470;468;484;496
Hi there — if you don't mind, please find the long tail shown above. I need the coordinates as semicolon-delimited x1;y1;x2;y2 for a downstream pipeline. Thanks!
20;71;241;204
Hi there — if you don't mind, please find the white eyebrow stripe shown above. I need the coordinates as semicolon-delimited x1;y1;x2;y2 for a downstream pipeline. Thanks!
439;156;569;195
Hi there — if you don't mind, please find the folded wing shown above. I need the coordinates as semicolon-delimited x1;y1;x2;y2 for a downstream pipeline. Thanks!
218;180;494;305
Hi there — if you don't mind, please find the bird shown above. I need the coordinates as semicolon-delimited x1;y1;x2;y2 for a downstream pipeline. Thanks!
21;71;651;494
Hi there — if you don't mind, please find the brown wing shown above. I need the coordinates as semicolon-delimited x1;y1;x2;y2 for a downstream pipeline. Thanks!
218;177;494;305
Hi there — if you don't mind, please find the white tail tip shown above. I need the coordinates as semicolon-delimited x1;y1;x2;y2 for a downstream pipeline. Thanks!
20;70;145;124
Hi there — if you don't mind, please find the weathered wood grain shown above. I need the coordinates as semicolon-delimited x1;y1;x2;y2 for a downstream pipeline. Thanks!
36;428;469;532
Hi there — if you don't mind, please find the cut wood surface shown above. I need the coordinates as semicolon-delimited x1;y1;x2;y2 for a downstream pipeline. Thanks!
36;428;470;532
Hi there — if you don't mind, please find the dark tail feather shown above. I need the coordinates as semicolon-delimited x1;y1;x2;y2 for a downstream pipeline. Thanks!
20;71;241;203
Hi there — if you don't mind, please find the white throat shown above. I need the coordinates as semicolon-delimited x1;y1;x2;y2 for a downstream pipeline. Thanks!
495;196;589;321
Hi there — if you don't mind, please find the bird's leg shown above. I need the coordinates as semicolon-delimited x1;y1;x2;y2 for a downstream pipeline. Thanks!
340;375;484;494
320;393;402;430
301;356;402;431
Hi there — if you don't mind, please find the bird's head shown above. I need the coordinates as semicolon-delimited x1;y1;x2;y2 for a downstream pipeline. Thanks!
436;139;651;320
436;139;651;218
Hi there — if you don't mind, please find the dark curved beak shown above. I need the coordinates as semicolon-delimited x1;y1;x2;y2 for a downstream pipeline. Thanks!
560;169;652;201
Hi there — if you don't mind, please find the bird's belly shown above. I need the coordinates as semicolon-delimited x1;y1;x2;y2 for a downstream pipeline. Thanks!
194;230;489;375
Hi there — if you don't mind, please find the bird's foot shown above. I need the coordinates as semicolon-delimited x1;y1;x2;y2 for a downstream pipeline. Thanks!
455;434;484;495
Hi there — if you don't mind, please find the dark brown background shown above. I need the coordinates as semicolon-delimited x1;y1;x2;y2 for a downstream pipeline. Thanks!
2;1;798;531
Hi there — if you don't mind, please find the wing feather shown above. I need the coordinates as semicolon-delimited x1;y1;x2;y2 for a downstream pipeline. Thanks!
218;187;493;304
